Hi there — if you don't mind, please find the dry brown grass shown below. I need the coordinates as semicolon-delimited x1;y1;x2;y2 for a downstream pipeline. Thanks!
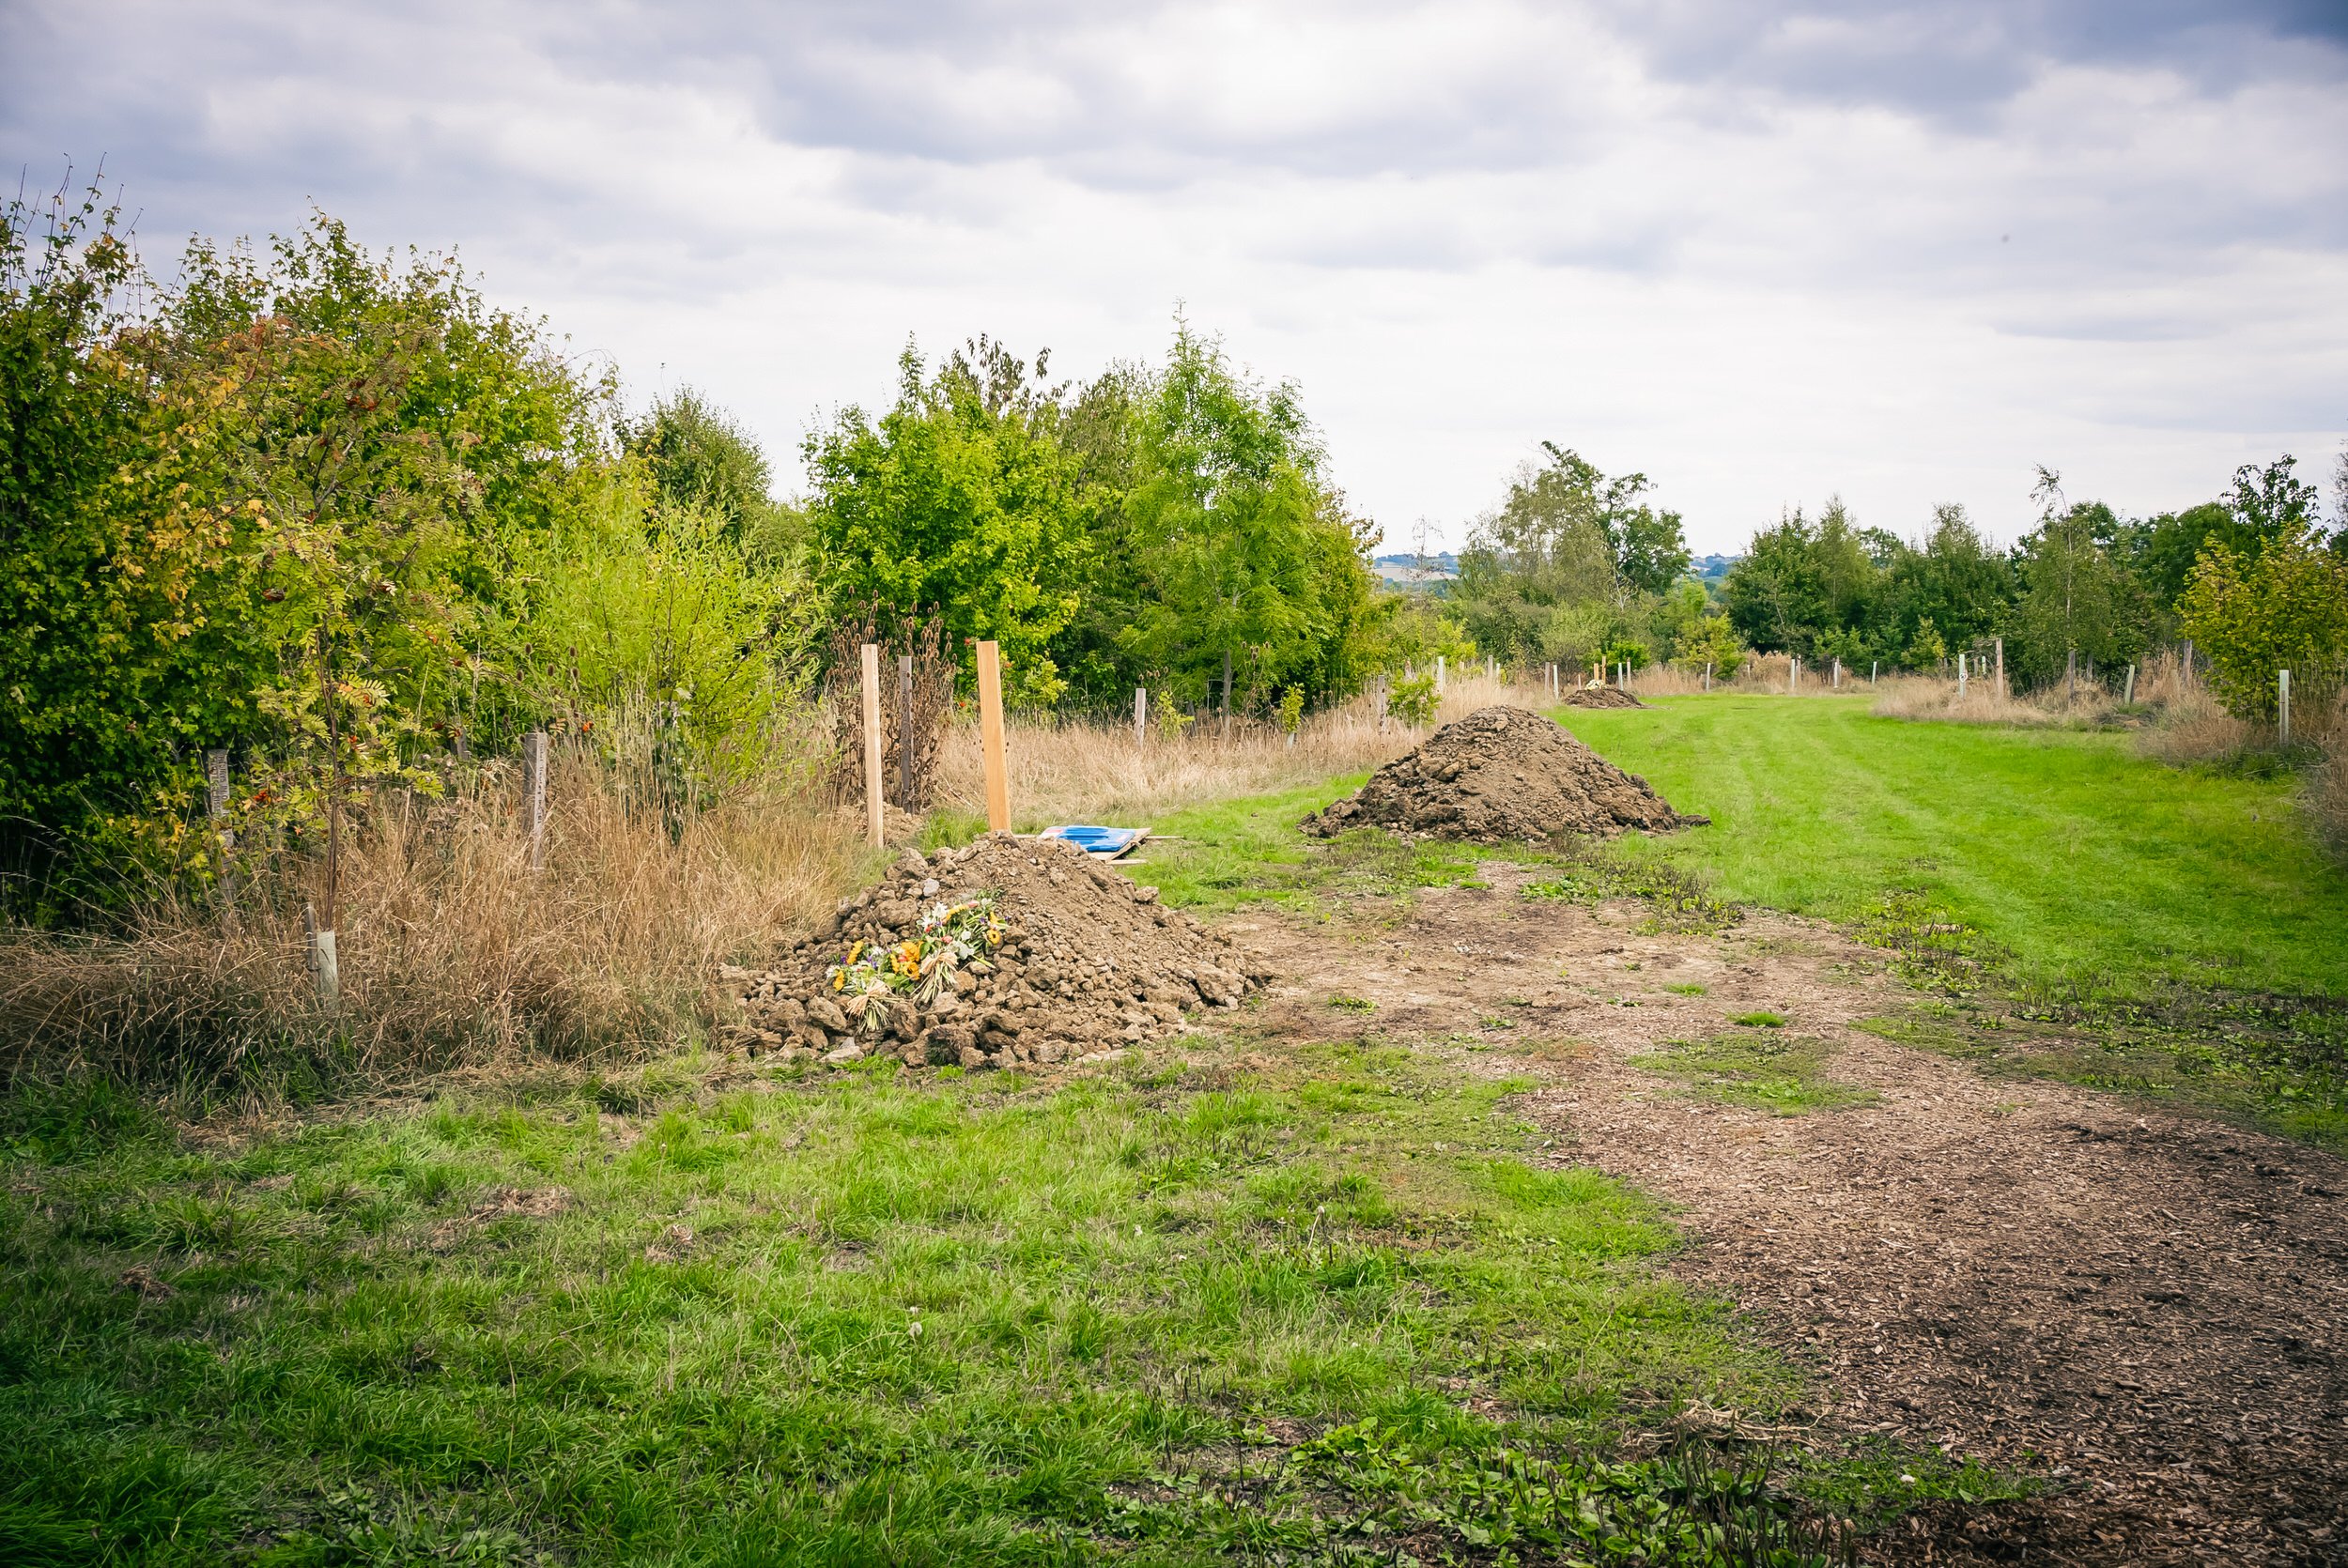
1626;653;1877;698
1870;674;2124;729
2311;746;2348;868
933;674;1530;825
0;751;876;1092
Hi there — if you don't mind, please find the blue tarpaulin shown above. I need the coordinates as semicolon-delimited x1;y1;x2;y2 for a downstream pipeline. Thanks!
1038;825;1149;859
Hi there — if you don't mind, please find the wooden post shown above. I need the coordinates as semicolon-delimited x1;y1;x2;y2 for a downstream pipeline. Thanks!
1435;654;1445;693
2183;639;2195;684
2066;647;2077;709
1994;638;2005;699
1956;655;1967;698
1704;662;1712;692
898;654;915;806
2279;669;2292;746
2124;664;2136;704
1376;673;1388;733
1833;658;1842;690
976;640;1011;832
522;730;548;872
1134;684;1148;746
860;642;884;848
1789;657;1799;696
1221;648;1234;739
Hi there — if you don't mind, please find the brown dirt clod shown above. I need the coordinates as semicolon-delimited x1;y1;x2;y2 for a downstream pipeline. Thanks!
720;832;1262;1071
1301;704;1706;844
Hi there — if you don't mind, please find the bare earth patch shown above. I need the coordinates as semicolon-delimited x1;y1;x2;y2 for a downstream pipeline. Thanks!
1217;862;2348;1565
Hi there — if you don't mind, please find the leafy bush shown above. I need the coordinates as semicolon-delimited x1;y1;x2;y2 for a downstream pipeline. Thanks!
2178;530;2348;725
1388;671;1438;727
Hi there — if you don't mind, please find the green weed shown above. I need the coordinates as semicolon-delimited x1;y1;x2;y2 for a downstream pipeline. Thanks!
1520;839;1741;936
1634;1035;1882;1115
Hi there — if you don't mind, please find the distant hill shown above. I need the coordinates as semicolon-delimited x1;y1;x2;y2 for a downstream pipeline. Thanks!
1371;551;1458;591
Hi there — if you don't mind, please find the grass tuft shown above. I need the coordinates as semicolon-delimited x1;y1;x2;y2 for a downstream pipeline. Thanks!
1634;1035;1882;1115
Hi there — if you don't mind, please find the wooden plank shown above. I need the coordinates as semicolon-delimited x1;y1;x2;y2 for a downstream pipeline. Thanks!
977;640;1012;832
861;642;885;847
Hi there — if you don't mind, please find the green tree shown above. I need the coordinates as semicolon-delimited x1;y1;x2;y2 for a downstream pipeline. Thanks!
1882;503;2012;657
0;196;624;902
803;340;1086;703
619;387;801;560
2178;530;2348;724
0;185;193;893
1450;443;1680;665
1722;508;1830;655
1115;323;1375;711
2006;471;2150;687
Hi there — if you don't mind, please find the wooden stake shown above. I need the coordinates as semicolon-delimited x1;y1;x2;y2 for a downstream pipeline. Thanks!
2124;663;2136;704
899;654;915;806
2066;647;2077;709
1956;655;1967;698
1435;654;1445;693
976;640;1011;832
860;642;884;848
1994;638;2004;699
1704;662;1712;691
2279;668;2292;746
522;730;548;872
1134;684;1148;746
1222;648;1234;739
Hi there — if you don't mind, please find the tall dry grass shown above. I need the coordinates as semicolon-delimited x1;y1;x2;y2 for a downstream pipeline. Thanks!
0;751;873;1092
2312;746;2348;868
1621;653;1871;698
934;674;1531;825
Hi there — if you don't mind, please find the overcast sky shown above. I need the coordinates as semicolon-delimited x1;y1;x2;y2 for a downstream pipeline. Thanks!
8;0;2346;553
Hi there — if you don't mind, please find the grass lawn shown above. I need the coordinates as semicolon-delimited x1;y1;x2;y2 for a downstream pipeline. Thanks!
1552;695;2348;1002
2;1038;1992;1566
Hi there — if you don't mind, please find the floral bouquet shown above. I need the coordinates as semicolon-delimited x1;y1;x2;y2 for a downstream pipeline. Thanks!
827;893;1005;1036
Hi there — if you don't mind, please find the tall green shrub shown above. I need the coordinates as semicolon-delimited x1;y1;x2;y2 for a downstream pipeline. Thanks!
2179;531;2348;724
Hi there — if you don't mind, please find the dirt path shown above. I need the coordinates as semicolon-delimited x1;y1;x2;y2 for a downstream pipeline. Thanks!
1215;864;2348;1565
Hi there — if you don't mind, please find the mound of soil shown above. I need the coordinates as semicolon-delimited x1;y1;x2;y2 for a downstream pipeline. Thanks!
1302;704;1707;844
1562;685;1645;710
719;832;1263;1072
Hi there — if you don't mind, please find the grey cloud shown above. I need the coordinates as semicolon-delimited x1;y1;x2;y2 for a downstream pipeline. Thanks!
1610;0;2348;121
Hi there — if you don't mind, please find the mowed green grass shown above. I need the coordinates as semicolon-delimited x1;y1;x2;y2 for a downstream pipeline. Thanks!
1556;696;2348;1001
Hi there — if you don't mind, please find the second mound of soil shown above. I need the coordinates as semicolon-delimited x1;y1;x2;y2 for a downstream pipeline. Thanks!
719;832;1265;1071
1302;704;1707;844
1562;685;1645;709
